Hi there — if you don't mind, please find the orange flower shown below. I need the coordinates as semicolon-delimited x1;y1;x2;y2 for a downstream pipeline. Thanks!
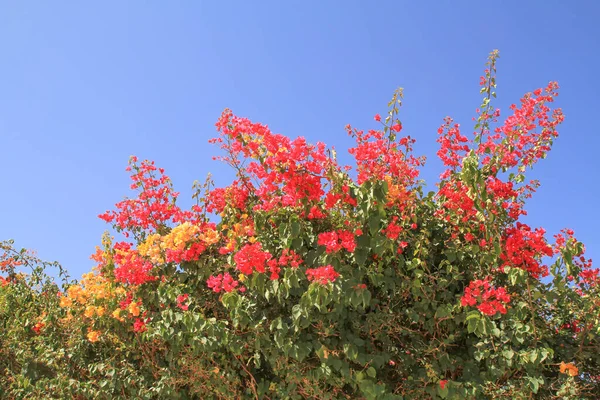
200;229;220;245
84;306;96;318
128;301;141;317
112;308;124;321
87;330;101;343
32;322;44;334
560;362;578;377
59;296;73;308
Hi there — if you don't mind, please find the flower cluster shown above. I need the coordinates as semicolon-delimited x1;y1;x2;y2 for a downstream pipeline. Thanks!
176;294;189;311
347;121;421;187
99;157;198;235
233;243;272;275
59;268;126;308
436;117;470;171
207;272;241;293
305;265;340;285
383;217;403;240
317;230;357;253
461;279;511;316
137;222;218;265
501;222;553;279
112;241;156;285
211;109;334;213
559;362;578;377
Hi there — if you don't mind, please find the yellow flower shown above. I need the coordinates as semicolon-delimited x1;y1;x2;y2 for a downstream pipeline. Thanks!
96;306;106;317
238;274;247;282
67;285;88;304
162;222;200;252
560;362;578;377
87;330;101;343
138;233;164;264
248;236;257;243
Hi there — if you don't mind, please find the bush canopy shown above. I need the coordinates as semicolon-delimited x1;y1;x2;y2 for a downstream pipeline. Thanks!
1;51;598;399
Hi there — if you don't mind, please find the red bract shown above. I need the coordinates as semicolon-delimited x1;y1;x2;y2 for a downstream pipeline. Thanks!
112;242;156;285
278;249;303;269
318;231;341;253
318;230;357;253
206;183;249;214
306;265;340;285
436;179;478;225
119;292;133;310
99;158;197;236
176;294;189;311
383;218;403;240
133;318;147;333
501;222;553;279
347;125;421;186
554;229;597;288
437;117;470;171
234;243;272;275
207;272;240;293
211;109;335;214
477;82;563;171
461;279;511;316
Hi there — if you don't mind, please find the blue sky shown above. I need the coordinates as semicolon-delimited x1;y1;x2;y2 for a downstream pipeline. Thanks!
1;1;598;279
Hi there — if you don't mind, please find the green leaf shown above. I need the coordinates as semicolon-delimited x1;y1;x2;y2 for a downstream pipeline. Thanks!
355;248;368;267
291;221;301;237
369;215;380;236
502;349;514;360
366;366;376;378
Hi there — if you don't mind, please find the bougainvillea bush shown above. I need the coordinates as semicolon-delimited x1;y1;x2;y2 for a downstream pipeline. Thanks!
1;51;599;399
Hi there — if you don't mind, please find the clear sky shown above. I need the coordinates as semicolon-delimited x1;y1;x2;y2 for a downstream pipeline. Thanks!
1;1;598;279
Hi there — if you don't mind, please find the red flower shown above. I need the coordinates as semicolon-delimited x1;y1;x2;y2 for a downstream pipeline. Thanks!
318;231;341;253
176;294;189;311
461;279;511;316
306;265;339;284
391;123;402;132
32;322;44;335
207;272;240;293
318;230;356;253
384;219;403;240
234;243;272;275
440;380;448;390
133;318;147;333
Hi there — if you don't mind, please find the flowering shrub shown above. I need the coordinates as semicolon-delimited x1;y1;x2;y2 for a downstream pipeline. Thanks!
1;51;599;399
